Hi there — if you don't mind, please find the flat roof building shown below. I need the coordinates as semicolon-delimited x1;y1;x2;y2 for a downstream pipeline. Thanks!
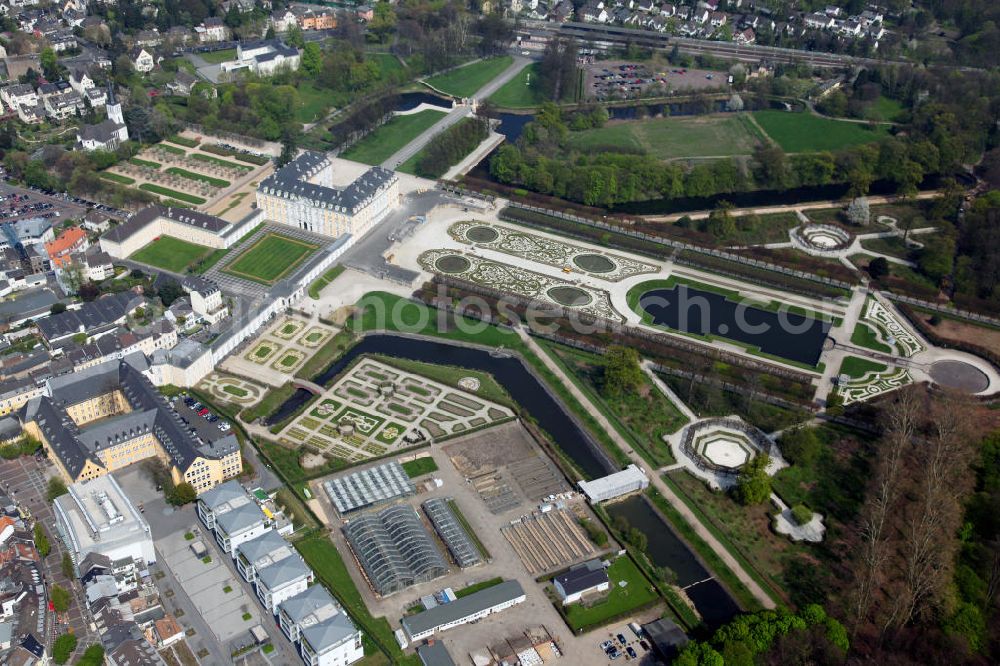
323;461;414;515
401;580;526;642
53;475;154;567
578;464;649;504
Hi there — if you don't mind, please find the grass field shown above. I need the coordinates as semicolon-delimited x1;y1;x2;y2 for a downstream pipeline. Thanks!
489;63;545;108
130;157;161;169
295;81;333;124
222;233;319;285
850;321;892;353
567;114;763;159
198;48;237;64
753;110;890;152
165;167;230;188
130;236;215;273
863;96;905;123
191;153;252;171
838;356;888;379
424;56;513;98
401;457;438;478
138;183;206;204
341;109;446;165
100;172;134;185
561;556;658;631
159;143;186;156
308;264;345;299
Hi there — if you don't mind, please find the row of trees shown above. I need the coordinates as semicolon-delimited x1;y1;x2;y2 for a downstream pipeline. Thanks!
413;117;489;179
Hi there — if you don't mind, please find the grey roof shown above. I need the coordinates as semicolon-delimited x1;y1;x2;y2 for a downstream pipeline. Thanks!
643;617;689;654
422;498;481;569
342;504;447;596
323;461;413;514
299;613;358;654
198;479;249;513
236;530;293;569
36;290;143;341
277;584;337;625
258;151;397;215
103;205;230;244
13;217;51;240
23;359;237;478
254;554;310;591
401;580;525;639
554;560;608;596
417;640;457;666
214;503;266;536
77;408;158;453
78;119;125;144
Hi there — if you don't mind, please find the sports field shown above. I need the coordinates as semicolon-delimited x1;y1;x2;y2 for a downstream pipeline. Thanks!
130;236;215;273
752;110;890;152
567;114;764;159
424;56;513;98
489;63;545;108
222;233;319;285
340;109;446;165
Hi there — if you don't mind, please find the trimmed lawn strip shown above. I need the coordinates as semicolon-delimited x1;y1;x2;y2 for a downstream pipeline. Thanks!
159;143;186;156
240;384;296;423
167;134;200;147
138;183;206;205
130;157;161;169
401;457;438;478
308;264;345;299
489;63;545;108
190;153;253;171
850;321;892;353
838;355;888;379
100;172;134;184
341;109;446;165
198;48;237;64
296;329;358;382
454;577;502;598
165;167;230;188
130;236;214;273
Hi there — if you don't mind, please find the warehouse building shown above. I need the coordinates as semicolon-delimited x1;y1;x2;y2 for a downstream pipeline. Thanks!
256;151;399;239
422;498;481;569
53;475;155;567
343;505;447;597
577;465;649;504
401;580;526;642
323;461;414;515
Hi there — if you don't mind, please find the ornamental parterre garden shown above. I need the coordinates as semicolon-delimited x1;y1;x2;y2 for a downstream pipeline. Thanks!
274;358;515;462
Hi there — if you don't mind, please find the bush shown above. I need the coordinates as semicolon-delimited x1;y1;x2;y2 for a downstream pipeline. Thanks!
579;518;608;546
779;427;822;466
33;523;50;557
50;584;71;613
47;477;68;501
733;455;771;505
75;645;104;666
52;633;77;664
790;504;813;526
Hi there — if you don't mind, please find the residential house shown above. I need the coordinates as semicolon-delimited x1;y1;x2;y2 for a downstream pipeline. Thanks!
49;31;78;52
129;47;154;73
692;7;709;23
69;68;95;95
254;555;313;614
164;70;199;96
1;84;38;113
83;210;113;234
296;7;336;30
804;12;834;29
195;17;228;43
660;3;676;17
86;87;108;110
270;9;298;32
356;4;373;21
554;560;610;604
79;247;114;281
580;0;608;23
839;19;861;36
166;25;193;46
134;29;162;47
44;90;83;120
735;27;755;44
44;226;88;268
709;11;726;26
824;5;841;17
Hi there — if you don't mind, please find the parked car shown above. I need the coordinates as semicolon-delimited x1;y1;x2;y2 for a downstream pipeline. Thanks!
617;634;627;646
626;647;637;659
198;408;209;416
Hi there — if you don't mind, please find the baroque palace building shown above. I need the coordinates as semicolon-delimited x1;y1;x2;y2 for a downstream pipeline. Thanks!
255;151;399;238
19;358;241;494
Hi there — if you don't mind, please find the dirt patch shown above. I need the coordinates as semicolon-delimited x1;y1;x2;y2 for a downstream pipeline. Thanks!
927;317;1000;358
300;452;327;469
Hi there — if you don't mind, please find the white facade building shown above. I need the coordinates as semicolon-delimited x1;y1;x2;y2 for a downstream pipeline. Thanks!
400;580;526;642
577;464;649;503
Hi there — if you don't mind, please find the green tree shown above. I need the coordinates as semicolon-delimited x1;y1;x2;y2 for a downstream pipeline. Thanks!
675;642;725;666
917;236;955;285
75;645;105;666
301;42;322;76
33;523;50;557
602;345;643;397
868;256;891;280
52;633;77;664
47;477;68;502
50;584;71;613
706;202;737;239
368;2;397;43
286;25;305;48
40;47;59;80
50;302;67;314
167;482;197;506
779;427;821;466
733;454;771;505
61;552;75;579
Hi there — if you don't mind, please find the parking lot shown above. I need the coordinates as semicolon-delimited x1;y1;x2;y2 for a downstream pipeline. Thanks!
585;60;727;100
172;393;233;443
0;182;88;225
595;623;658;664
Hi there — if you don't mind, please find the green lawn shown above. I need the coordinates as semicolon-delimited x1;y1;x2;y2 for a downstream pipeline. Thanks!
191;153;253;171
489;63;546;108
295;81;333;124
130;236;215;273
138;183;206;205
850;321;892;353
100;172;134;185
454;577;502;598
567;114;763;160
308;265;345;299
859;235;916;259
370;52;406;77
863;96;905;123
198;48;237;64
130;157;161;169
401;457;438;478
167;134;200;148
223;233;319;285
424;56;513;97
341;109;446;165
165;167;230;188
753;110;891;152
838;356;888;379
561;556;659;631
159;143;186;156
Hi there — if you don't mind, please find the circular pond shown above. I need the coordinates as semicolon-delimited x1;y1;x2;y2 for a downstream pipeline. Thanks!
547;286;593;307
929;360;989;393
435;255;471;274
573;253;616;273
466;225;499;243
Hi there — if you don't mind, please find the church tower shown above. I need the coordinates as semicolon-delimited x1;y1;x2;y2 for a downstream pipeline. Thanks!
107;81;124;126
